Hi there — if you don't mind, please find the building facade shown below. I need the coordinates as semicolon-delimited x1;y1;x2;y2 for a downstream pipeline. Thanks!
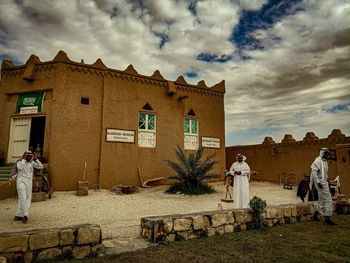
0;51;226;190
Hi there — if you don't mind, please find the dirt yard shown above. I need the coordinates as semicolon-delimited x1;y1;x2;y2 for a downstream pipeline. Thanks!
0;181;301;239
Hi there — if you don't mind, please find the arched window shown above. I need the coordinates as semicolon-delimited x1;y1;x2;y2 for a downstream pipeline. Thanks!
184;111;199;150
138;103;156;148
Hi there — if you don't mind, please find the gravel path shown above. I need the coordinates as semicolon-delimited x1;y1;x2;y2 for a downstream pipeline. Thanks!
0;181;301;239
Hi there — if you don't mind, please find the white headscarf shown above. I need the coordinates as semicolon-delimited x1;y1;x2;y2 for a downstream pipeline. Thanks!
236;154;247;162
310;148;328;188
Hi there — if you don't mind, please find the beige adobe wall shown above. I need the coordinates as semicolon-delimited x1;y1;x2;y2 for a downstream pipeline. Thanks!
336;144;350;196
48;66;103;190
99;75;225;187
226;130;350;183
0;62;58;162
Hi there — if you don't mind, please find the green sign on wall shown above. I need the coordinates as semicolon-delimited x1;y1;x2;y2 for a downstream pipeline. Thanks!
16;92;44;113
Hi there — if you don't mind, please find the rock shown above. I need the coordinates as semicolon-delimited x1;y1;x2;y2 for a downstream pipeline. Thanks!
72;246;91;259
162;218;173;233
291;206;297;217
173;218;192;232
224;224;234;233
211;213;233;227
62;246;73;258
60;229;75;246
77;181;89;196
176;231;189;240
37;248;62;262
206;228;216;237
203;216;211;228
240;223;247;232
296;203;313;216
29;231;59;250
0;235;29;253
24;251;33;263
276;206;284;218
265;207;278;219
91;244;103;256
77;226;101;245
266;219;273;227
215;226;225;235
234;209;252;224
166;234;176;242
192;216;204;230
31;192;46;202
283;206;292;218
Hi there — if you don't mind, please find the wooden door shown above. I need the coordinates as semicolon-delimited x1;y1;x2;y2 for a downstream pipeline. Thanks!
7;117;32;163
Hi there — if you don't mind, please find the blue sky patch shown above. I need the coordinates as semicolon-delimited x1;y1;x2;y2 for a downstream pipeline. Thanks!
326;103;350;113
0;54;21;66
197;53;232;63
185;71;198;78
227;128;272;145
231;0;303;50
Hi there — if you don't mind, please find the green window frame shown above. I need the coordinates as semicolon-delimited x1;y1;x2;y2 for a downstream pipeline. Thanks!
184;118;198;135
138;112;156;131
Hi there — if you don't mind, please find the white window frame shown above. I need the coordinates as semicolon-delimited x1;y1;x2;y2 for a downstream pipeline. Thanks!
138;112;156;148
184;117;199;150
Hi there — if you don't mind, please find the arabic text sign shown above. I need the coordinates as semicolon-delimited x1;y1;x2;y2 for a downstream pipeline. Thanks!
106;129;135;143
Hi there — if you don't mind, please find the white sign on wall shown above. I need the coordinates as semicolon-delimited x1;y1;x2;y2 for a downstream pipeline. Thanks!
106;128;135;143
20;106;38;114
202;137;220;148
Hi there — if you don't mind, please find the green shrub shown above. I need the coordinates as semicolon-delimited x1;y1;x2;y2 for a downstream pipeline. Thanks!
249;196;267;229
165;146;219;195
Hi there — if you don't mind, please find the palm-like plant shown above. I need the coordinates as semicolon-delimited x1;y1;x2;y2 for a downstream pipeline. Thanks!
165;146;220;195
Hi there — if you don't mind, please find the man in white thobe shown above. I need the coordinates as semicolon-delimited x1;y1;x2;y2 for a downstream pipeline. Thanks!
310;148;336;225
11;150;43;223
229;154;250;209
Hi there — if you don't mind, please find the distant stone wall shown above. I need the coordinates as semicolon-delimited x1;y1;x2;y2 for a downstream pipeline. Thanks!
226;129;350;183
0;224;102;262
141;201;349;243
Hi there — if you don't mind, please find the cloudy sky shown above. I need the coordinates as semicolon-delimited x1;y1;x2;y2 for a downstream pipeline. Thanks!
0;0;349;146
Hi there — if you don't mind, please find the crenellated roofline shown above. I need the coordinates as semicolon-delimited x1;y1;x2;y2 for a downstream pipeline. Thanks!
1;50;226;95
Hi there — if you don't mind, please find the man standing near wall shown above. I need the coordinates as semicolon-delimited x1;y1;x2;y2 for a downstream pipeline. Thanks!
11;150;43;223
228;154;251;209
311;148;336;225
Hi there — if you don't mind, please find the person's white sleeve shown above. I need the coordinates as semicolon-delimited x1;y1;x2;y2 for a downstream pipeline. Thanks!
17;159;26;170
229;163;235;175
33;159;44;169
242;163;250;176
311;168;320;185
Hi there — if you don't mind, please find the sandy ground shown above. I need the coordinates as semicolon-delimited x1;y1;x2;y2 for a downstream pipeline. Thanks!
0;181;301;239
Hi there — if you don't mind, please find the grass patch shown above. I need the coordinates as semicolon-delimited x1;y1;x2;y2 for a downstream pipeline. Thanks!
60;215;350;263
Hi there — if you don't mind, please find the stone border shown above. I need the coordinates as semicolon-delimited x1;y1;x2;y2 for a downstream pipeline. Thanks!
141;201;350;243
0;224;102;262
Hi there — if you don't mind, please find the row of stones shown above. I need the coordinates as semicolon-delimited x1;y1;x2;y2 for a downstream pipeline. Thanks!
1;243;101;263
0;224;101;262
141;203;316;243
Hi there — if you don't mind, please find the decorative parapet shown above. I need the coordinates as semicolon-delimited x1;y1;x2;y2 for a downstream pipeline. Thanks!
0;224;102;262
328;129;346;142
230;130;350;150
1;50;225;97
303;132;319;142
141;201;349;243
262;137;275;145
281;134;296;144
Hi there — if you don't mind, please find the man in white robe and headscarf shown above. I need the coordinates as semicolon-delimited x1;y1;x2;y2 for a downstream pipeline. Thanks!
11;150;43;223
228;154;250;209
310;148;336;225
